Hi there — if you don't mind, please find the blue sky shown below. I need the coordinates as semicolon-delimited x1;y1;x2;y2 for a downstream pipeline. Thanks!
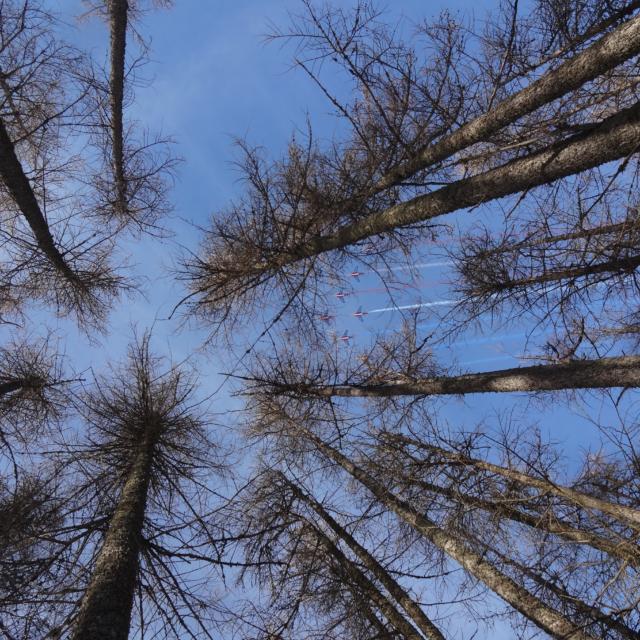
12;1;632;637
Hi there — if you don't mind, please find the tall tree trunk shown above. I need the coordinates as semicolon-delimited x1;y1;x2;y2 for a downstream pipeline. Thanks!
71;419;159;640
108;0;128;216
297;427;596;640
287;476;446;640
262;100;640;270
274;355;640;398
371;10;640;192
387;434;640;530
404;476;640;566
0;117;77;284
306;523;425;640
468;254;640;296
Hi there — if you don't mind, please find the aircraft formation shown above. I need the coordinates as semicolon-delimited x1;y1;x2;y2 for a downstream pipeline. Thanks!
324;261;453;343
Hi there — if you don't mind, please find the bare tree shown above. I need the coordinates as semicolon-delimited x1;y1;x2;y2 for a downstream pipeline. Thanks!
0;0;136;328
68;335;226;640
223;467;448;640
248;353;640;397
84;0;176;231
239;382;640;639
182;3;640;336
107;0;129;218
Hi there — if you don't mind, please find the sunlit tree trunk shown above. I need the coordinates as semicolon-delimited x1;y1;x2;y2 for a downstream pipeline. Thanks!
274;356;640;398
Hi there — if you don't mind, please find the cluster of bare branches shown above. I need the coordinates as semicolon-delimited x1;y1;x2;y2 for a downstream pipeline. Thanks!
174;3;640;636
65;334;227;640
226;381;640;639
0;0;177;330
0;465;108;639
181;0;640;342
5;1;640;639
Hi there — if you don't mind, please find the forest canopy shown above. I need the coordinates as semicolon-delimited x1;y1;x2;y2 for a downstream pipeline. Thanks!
1;1;640;639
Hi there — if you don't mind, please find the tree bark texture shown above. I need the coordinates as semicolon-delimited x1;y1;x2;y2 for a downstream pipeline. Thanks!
372;12;640;192
71;420;159;640
281;356;640;398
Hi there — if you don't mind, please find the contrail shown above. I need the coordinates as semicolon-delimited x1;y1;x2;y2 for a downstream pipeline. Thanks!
369;299;459;313
375;261;452;274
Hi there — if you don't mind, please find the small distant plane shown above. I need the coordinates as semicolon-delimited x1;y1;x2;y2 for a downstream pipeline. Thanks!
362;240;377;254
353;306;368;322
318;311;334;324
335;291;349;302
339;330;352;342
350;270;365;280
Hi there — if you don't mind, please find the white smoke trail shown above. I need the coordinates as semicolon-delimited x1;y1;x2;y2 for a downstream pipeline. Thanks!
375;261;452;274
369;299;459;313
